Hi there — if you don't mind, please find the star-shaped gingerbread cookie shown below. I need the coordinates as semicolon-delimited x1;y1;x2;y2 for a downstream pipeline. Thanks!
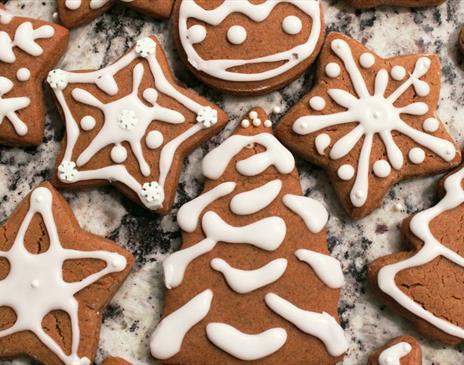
48;35;227;214
368;336;422;365
0;182;134;365
276;32;461;219
0;5;69;146
57;0;174;28
345;0;445;9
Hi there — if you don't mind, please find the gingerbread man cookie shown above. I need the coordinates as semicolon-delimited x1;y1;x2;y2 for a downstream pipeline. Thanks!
368;336;422;365
345;0;446;9
48;35;228;214
150;108;348;365
171;0;325;95
276;32;460;219
369;163;464;344
0;5;69;146
57;0;174;29
0;182;134;365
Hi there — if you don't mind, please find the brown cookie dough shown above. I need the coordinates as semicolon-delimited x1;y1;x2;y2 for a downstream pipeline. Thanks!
57;0;174;29
345;0;446;9
48;35;228;215
275;32;461;219
368;336;422;365
171;0;325;96
459;26;464;54
0;5;69;146
151;108;347;364
101;356;133;365
369;163;464;344
0;182;134;365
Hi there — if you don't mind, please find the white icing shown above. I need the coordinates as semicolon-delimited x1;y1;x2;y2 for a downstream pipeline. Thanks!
264;293;348;356
241;119;250;128
80;115;96;131
0;76;30;136
282;194;328;233
378;166;464;338
187;24;206;44
391;65;406;81
359;52;375;68
249;111;258;119
227;25;247;45
373;160;391;178
196;106;218;128
315;133;331;155
378;342;412;365
423;117;439;132
202;132;295;179
230;179;282;215
140;181;164;208
110;144;127;163
293;38;456;208
16;67;30;81
309;96;325;111
282;15;302;35
295;249;345;288
177;0;322;82
264;119;272;128
0;187;127;365
0;8;13;24
337;164;354;180
325;62;341;78
408;147;425;164
146;130;164;149
210;257;288;294
253;118;262;127
206;323;287;361
150;289;213;360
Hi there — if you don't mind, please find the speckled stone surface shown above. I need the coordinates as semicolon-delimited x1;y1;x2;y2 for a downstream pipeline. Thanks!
1;0;464;364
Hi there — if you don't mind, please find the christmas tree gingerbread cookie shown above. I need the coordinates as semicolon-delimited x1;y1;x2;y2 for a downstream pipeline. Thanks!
0;182;134;365
171;0;325;95
150;108;348;364
345;0;445;9
48;35;228;214
276;32;461;219
369;164;464;344
0;5;69;146
57;0;174;29
368;336;422;365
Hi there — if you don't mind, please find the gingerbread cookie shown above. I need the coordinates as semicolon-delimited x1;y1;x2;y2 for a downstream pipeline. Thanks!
48;35;227;214
150;108;348;364
57;0;174;29
276;32;460;219
0;5;69;146
368;336;422;365
0;182;134;365
459;26;464;55
101;356;132;365
369;164;464;344
171;0;325;96
345;0;446;9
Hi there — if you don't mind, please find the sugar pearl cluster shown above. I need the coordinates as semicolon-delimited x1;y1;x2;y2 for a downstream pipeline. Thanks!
241;110;272;129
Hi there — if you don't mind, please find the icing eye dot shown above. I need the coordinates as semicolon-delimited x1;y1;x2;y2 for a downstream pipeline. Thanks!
423;117;439;132
188;24;207;44
227;25;247;45
253;118;262;127
408;147;425;164
309;96;325;111
315;133;331;155
338;164;355;180
111;144;128;164
391;65;406;81
359;52;375;68
241;119;250;128
249;111;258;120
373;160;391;178
16;67;30;81
80;115;96;131
146;130;164;149
282;15;302;35
325;63;341;78
264;119;272;128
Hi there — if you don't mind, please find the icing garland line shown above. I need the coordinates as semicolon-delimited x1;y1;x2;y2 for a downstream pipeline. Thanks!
0;187;127;365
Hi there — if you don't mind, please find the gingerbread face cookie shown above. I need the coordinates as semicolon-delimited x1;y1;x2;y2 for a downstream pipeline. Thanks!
150;108;348;364
368;336;422;365
171;0;325;95
276;32;461;219
369;164;464;344
345;0;446;9
57;0;174;29
0;6;69;146
0;182;134;365
48;35;227;214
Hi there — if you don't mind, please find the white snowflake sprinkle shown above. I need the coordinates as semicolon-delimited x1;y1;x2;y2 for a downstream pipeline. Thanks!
47;69;68;90
196;106;218;128
58;161;78;182
140;181;164;208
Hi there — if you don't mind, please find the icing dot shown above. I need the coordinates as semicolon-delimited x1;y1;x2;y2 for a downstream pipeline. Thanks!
338;164;355;180
414;80;430;96
408;147;425;164
423;117;439;133
394;203;403;211
143;88;158;105
16;67;30;81
146;130;164;149
111;256;126;270
391;65;406;81
315;133;331;155
282;15;302;35
325;62;341;78
273;106;281;114
31;279;40;288
253;118;262;127
188;24;207;44
264;119;272;128
373;160;391;178
80;116;96;131
241;119;250;128
309;96;325;111
111;144;128;163
359;52;375;68
227;25;247;45
249;111;258;120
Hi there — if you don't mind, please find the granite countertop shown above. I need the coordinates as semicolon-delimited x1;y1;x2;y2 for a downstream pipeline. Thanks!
1;0;463;364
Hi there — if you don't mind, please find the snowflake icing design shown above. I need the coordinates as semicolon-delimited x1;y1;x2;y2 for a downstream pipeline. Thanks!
293;37;456;208
0;76;30;136
0;187;127;365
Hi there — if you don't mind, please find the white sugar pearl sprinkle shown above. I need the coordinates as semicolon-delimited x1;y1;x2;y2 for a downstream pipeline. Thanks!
309;96;325;111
